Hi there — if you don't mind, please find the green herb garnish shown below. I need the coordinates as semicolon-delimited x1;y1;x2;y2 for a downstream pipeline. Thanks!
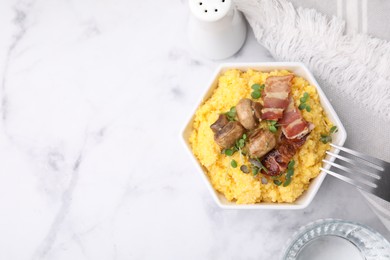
235;134;247;150
300;92;309;103
267;120;278;133
287;160;295;169
224;149;235;156
283;159;295;187
320;134;332;144
249;158;268;175
274;180;282;186
320;126;338;144
236;139;245;149
330;126;338;133
225;106;236;121
260;164;268;174
321;135;331;143
251;84;264;99
231;159;237;168
283;178;292;187
252;166;259;175
298;92;311;112
222;134;247;157
251;91;261;99
251;84;262;91
285;161;295;182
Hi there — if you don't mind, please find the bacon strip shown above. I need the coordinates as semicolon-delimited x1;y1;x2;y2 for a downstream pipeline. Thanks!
279;98;311;139
261;134;308;176
261;75;293;120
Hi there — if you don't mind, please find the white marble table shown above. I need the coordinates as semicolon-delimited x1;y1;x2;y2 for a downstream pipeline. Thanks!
0;1;389;259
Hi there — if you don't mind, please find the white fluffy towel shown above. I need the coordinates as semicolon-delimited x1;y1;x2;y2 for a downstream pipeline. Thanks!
235;0;390;120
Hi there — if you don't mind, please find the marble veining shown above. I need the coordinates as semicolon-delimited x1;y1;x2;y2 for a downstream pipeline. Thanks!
0;0;389;260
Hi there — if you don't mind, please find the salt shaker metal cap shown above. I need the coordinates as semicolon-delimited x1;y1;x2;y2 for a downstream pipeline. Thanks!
188;0;247;60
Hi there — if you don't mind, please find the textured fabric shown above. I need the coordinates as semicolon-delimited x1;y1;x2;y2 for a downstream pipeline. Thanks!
288;0;390;40
234;0;390;230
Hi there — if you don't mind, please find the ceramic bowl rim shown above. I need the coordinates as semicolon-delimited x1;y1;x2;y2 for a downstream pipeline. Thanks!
181;62;347;209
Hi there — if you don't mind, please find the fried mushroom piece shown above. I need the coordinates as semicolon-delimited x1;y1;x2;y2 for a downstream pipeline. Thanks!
210;114;229;133
236;98;258;130
214;121;245;149
248;129;276;158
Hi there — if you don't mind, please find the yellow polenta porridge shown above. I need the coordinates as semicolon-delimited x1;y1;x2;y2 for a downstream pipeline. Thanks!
189;69;335;204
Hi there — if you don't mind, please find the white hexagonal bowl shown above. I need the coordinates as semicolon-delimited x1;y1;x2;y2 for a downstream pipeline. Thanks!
182;62;347;209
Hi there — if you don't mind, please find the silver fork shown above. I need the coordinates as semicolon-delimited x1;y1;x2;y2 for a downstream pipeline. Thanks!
321;143;390;202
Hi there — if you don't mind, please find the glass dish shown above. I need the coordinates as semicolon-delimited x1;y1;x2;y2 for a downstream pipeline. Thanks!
283;219;390;260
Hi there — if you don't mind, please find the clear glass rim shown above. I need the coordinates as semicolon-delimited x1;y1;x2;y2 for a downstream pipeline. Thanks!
282;218;390;260
296;234;366;259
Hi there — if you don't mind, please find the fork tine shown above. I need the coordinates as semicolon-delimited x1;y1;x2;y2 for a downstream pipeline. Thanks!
330;143;386;170
320;167;377;190
322;159;381;180
326;151;384;172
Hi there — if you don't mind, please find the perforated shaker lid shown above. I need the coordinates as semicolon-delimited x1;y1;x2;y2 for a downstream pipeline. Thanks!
188;0;232;22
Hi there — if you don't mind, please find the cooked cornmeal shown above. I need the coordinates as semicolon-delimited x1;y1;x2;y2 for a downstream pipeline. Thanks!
189;69;332;204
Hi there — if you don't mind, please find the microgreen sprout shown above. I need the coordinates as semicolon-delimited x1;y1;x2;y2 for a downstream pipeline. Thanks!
231;159;237;168
249;158;268;175
283;159;295;187
274;180;282;186
223;149;235;156
330;126;338;133
225;106;236;121
272;160;295;187
267;120;278;133
252;167;259;175
320;125;338;144
222;134;247;157
320;134;332;144
298;92;311;112
251;84;265;99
